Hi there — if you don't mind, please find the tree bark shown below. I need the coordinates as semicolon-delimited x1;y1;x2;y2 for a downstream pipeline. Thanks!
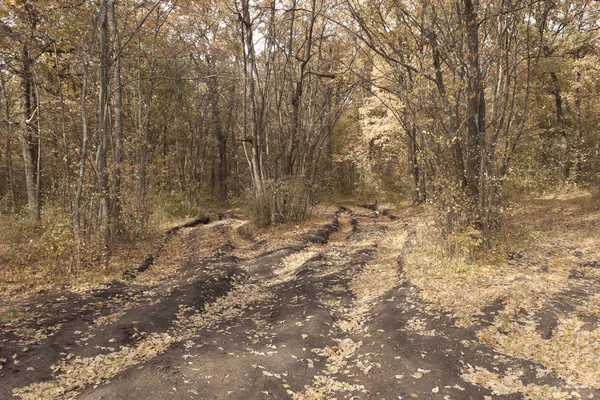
96;0;111;249
208;71;227;201
18;41;41;222
550;71;568;182
431;34;467;190
52;43;71;211
240;0;263;195
108;0;124;236
1;72;16;210
463;0;485;201
406;123;422;204
74;49;90;239
285;0;317;177
139;7;161;233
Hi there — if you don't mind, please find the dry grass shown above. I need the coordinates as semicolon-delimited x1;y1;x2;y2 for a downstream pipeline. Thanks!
0;209;188;308
0;203;335;309
404;194;600;324
479;317;600;389
260;205;338;242
404;190;600;391
405;220;573;326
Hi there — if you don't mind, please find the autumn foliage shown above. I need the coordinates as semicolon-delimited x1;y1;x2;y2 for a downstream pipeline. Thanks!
0;0;599;277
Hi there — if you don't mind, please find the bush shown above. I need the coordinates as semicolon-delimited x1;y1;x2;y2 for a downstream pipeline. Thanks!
428;177;505;252
248;177;316;227
41;216;75;278
152;192;200;220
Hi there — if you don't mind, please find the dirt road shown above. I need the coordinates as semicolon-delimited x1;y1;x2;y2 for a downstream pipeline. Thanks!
1;205;598;399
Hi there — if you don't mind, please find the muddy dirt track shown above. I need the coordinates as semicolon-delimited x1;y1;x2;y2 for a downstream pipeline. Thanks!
1;205;599;399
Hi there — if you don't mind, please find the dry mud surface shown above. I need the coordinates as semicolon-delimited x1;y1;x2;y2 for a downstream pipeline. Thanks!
1;203;599;399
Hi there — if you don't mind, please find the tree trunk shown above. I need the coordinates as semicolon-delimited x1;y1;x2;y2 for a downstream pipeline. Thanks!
96;0;111;250
52;43;71;212
323;85;333;175
18;41;40;222
285;0;317;177
208;73;227;202
1;72;16;210
406;121;421;204
108;0;124;236
463;0;485;201
550;71;568;182
74;49;90;239
139;8;160;233
431;34;467;190
574;71;583;180
241;0;263;195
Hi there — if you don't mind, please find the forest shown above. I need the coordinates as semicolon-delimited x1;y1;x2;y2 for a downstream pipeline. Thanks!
1;0;600;399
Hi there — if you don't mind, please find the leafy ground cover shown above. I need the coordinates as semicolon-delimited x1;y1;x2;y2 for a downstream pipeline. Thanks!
406;191;600;395
1;197;599;399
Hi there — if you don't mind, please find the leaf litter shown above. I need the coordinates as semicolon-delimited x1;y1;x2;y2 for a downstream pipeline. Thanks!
404;195;600;395
295;217;409;398
7;199;600;399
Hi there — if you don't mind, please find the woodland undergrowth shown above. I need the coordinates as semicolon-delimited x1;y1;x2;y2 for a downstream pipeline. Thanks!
0;193;203;300
405;188;600;390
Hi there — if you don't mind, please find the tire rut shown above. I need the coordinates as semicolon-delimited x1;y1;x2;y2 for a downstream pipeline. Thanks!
3;211;342;399
6;206;594;399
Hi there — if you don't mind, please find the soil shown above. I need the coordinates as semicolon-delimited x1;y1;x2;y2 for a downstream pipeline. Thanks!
1;201;599;399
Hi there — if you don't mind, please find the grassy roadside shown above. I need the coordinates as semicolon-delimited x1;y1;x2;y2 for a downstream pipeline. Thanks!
0;203;341;316
403;190;600;392
0;208;196;303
